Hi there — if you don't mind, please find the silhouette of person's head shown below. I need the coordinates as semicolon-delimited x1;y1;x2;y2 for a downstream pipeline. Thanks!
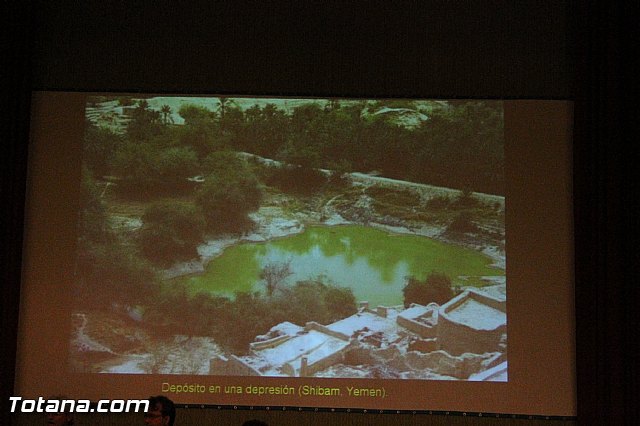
46;412;73;426
144;395;176;426
45;396;74;426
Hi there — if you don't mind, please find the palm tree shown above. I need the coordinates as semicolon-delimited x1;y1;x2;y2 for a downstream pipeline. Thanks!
160;104;174;125
325;98;341;112
217;96;236;120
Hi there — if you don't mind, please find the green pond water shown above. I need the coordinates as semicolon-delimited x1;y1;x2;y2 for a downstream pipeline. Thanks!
176;225;503;307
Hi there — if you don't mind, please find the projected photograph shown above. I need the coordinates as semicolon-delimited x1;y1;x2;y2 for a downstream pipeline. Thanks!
70;95;507;381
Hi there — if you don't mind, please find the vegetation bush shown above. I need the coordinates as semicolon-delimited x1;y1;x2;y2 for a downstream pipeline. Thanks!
86;98;505;200
77;168;112;245
144;278;357;354
446;212;478;234
76;171;159;307
322;284;358;320
402;272;454;308
138;201;205;266
154;146;199;190
177;103;241;157
126;100;163;142
452;188;482;209
111;142;157;196
195;167;262;233
425;195;452;210
76;239;158;308
273;280;357;326
326;159;353;188
201;150;248;176
83;123;123;177
111;144;199;198
264;165;328;195
366;186;421;206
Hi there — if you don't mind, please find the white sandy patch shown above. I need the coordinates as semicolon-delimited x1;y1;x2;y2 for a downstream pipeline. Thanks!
447;298;506;330
328;310;400;338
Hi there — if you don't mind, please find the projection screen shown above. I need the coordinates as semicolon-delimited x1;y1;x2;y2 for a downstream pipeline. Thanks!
15;92;575;416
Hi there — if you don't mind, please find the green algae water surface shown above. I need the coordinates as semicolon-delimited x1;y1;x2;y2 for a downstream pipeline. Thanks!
178;225;503;307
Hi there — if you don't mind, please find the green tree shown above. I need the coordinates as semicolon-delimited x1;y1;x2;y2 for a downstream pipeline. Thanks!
325;98;341;112
323;284;358;320
75;168;159;308
160;104;174;125
195;166;262;233
278;280;357;325
218;105;245;147
154;146;199;192
138;201;205;266
264;164;328;196
127;99;162;142
223;292;273;353
242;103;289;156
280;103;325;167
111;142;159;196
75;241;158;307
178;104;216;125
83;121;123;177
217;96;233;120
77;167;112;245
402;272;453;308
178;104;221;157
412;100;504;194
446;212;478;234
201;150;246;176
111;143;198;197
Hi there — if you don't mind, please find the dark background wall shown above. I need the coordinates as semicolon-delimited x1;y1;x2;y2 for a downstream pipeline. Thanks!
2;1;637;424
28;1;572;97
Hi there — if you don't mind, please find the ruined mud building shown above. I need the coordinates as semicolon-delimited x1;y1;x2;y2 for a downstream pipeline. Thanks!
210;285;507;381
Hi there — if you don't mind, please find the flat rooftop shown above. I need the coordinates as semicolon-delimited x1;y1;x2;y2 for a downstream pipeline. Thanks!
447;297;505;330
242;330;350;376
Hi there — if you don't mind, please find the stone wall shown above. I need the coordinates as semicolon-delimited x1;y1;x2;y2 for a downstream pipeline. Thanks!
396;315;437;338
305;321;350;341
209;355;262;376
249;334;292;351
437;290;506;356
